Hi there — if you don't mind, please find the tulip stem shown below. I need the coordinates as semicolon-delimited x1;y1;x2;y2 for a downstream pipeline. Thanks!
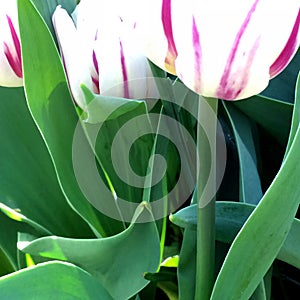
195;96;218;300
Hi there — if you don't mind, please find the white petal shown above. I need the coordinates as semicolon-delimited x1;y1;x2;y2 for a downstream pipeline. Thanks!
0;0;23;86
172;0;300;99
53;6;92;109
137;0;175;74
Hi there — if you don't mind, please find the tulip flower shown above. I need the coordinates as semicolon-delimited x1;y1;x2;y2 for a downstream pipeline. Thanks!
0;0;23;87
52;0;157;110
139;0;300;100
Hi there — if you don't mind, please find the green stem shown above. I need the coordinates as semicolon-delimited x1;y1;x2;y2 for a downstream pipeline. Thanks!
195;96;218;299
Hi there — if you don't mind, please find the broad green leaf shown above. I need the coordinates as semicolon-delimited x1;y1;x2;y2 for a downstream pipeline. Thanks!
148;59;167;79
0;86;91;238
0;261;113;299
92;103;153;206
210;67;300;299
151;82;198;300
81;84;146;124
233;95;293;145
73;97;154;223
171;202;300;270
18;0;124;236
223;103;262;204
277;218;300;270
18;203;161;300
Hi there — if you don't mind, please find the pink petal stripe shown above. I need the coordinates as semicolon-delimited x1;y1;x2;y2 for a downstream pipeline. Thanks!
162;0;178;72
120;40;130;98
217;0;260;99
4;15;22;78
93;31;99;75
91;75;100;94
91;31;100;94
269;9;300;78
192;16;202;93
92;50;100;94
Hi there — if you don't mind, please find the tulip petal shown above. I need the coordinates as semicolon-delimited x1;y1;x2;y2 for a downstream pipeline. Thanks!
4;15;22;78
217;0;260;100
143;0;299;100
162;0;177;74
53;0;158;106
91;49;100;94
53;5;93;109
0;0;23;86
137;0;176;75
270;10;300;78
119;40;130;99
191;16;202;94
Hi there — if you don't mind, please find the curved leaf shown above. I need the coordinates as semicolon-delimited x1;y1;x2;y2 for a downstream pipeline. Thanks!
171;202;300;270
233;96;292;145
210;55;300;299
18;203;161;300
0;261;113;299
223;103;262;204
0;86;91;237
18;0;124;236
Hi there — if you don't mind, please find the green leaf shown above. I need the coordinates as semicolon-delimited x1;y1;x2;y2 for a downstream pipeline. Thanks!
0;203;51;236
160;256;179;268
285;72;300;157
0;210;39;271
277;217;300;270
0;261;113;299
0;247;15;277
18;203;161;300
210;66;300;299
81;85;146;124
223;103;262;204
171;202;300;270
91;101;153;207
233;95;293;145
148;59;167;79
18;0;124;236
177;227;196;300
157;281;178;300
0;86;91;238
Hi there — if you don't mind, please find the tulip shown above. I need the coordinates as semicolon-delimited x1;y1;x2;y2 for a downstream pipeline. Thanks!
52;0;157;110
139;0;300;100
0;0;23;87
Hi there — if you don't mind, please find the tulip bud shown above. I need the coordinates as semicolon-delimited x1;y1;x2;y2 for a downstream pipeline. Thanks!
0;0;23;87
140;0;300;100
53;0;157;111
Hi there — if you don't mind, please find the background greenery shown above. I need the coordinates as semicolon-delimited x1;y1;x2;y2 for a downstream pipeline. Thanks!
0;0;299;299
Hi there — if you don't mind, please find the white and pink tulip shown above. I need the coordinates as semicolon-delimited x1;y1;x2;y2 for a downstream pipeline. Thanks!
139;0;300;100
53;0;156;110
0;0;23;87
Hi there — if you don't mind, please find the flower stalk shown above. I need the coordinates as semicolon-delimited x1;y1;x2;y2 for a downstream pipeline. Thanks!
196;96;218;299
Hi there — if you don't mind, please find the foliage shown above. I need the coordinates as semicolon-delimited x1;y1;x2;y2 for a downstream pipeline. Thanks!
0;0;299;299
